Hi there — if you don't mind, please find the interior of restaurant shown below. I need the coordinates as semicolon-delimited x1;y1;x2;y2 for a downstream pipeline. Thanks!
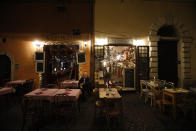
94;45;136;90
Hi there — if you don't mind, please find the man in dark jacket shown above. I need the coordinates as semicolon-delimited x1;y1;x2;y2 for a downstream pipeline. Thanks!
79;72;91;96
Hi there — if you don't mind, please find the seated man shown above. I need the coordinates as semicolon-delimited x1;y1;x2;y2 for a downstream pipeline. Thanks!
78;72;91;96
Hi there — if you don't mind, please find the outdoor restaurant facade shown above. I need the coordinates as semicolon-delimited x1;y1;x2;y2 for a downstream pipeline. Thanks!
0;0;196;89
1;0;196;130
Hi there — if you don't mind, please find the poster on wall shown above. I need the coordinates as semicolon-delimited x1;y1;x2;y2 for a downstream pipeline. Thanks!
36;61;45;73
77;52;86;64
34;52;45;61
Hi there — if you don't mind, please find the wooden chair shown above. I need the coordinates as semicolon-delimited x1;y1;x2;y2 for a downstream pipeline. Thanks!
24;79;35;93
93;88;103;118
54;94;76;123
140;81;153;106
115;86;122;95
103;98;123;130
152;86;162;111
176;93;196;120
21;98;40;131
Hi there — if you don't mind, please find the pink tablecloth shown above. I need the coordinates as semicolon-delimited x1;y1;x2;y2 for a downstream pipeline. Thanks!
54;89;82;102
6;80;27;86
60;80;79;89
24;88;59;102
24;88;82;102
0;87;16;95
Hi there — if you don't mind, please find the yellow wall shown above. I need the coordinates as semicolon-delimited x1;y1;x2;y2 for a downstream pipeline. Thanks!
95;0;196;81
0;1;92;87
0;35;92;87
0;36;40;87
79;41;91;78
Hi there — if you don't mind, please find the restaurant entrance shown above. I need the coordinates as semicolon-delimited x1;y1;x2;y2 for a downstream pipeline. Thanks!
158;40;178;85
0;55;11;86
94;45;136;90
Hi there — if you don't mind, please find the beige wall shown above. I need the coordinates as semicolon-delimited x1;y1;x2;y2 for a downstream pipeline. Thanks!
95;0;196;36
191;44;196;80
95;0;196;82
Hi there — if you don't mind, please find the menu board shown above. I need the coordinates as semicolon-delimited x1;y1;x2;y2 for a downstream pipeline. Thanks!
123;68;135;88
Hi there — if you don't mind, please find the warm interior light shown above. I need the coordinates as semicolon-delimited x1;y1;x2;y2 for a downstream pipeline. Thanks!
95;38;108;45
103;61;106;67
133;40;145;46
116;55;121;60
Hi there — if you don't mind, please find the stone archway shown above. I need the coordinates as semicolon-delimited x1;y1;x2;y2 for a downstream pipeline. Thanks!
148;15;192;87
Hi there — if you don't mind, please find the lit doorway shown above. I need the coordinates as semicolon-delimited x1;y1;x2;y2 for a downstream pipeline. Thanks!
94;45;136;88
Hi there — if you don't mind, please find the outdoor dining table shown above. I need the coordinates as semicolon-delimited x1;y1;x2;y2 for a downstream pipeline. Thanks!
6;80;27;86
24;88;82;103
99;88;121;99
0;87;16;96
6;80;28;94
60;80;79;89
24;88;59;102
162;88;191;120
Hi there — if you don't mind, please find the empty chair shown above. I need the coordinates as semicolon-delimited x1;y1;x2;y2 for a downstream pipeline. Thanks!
21;98;40;131
176;93;196;120
140;81;153;106
152;85;165;111
25;79;35;93
93;88;103;119
54;94;76;123
103;97;123;130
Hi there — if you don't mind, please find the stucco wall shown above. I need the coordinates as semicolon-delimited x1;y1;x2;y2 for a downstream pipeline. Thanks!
0;36;40;87
95;0;196;82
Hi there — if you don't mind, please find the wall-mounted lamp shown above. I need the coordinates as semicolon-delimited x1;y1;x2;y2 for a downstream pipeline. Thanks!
103;61;107;67
33;40;44;51
84;41;88;47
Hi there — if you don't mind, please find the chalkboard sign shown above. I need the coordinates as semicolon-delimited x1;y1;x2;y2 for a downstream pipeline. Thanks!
36;62;45;73
123;68;135;89
34;52;45;61
77;52;86;64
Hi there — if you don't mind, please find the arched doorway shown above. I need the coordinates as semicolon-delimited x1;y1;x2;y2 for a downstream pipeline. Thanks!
0;55;11;86
149;15;193;88
157;25;178;85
